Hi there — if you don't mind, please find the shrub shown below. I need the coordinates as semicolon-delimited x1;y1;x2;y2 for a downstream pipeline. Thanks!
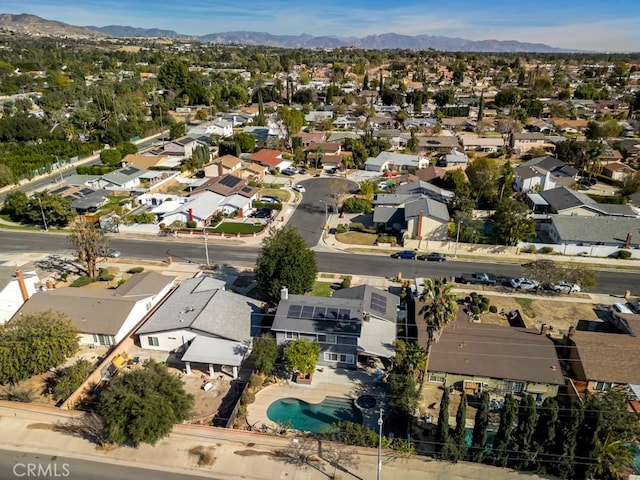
1;388;34;403
342;197;373;214
348;222;376;234
617;250;632;259
127;267;144;274
186;220;197;229
470;305;481;315
539;246;555;254
335;224;347;234
249;373;264;391
377;234;396;244
71;276;94;287
341;277;352;289
99;271;115;282
241;390;256;406
489;305;498;313
522;245;537;254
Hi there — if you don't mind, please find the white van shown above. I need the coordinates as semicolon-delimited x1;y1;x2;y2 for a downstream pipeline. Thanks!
612;303;633;314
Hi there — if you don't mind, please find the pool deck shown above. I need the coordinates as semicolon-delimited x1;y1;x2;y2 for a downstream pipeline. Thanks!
248;367;387;433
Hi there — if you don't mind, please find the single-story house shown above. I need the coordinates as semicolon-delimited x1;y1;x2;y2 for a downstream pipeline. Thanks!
419;136;461;153
163;136;199;157
427;320;564;399
49;184;111;214
248;149;292;172
514;156;578;193
13;272;176;346
136;275;263;379
0;267;39;324
92;165;151;191
364;151;428;173
510;132;552;154
439;149;469;168
305;111;334;124
203;155;243;177
271;286;399;368
187;120;233;139
458;135;505;153
602;162;636;182
536;187;636;217
395;180;455;203
564;314;640;396
547;215;640;247
293;132;326;147
373;195;450;240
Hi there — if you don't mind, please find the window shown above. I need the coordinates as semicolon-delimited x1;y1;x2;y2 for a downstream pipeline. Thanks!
594;381;612;392
285;332;299;340
93;334;113;346
317;334;337;344
429;373;445;384
148;336;159;347
324;352;354;363
324;352;338;362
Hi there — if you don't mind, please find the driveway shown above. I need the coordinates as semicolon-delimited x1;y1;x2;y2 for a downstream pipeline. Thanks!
287;178;358;247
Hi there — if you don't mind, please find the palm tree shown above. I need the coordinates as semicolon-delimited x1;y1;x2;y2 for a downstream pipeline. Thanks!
592;436;634;480
419;278;458;345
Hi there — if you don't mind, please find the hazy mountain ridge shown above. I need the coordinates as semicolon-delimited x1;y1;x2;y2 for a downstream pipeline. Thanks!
0;12;572;52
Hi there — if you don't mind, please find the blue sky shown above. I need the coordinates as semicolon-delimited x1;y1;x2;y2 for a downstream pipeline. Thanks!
4;0;640;51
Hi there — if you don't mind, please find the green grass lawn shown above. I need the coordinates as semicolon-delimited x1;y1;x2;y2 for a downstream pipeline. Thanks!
335;231;378;245
261;188;291;202
515;298;536;318
310;281;335;297
208;222;265;234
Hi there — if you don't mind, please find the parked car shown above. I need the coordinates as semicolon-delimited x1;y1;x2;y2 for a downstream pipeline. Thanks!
417;252;446;262
510;277;540;290
612;303;633;314
298;168;308;175
293;185;306;193
260;195;281;204
460;272;496;285
327;167;337;174
391;250;416;260
98;248;121;258
282;168;297;176
549;281;581;293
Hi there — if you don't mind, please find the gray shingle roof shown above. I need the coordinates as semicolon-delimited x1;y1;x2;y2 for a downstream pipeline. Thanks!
550;215;640;244
404;198;450;223
136;276;261;342
373;194;416;206
272;295;363;336
332;285;399;323
540;186;596;211
395;180;454;201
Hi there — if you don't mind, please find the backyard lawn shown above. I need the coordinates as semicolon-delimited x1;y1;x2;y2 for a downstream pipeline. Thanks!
208;222;265;234
310;281;335;297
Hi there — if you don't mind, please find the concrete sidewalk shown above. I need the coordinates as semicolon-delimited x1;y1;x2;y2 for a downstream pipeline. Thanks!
0;402;549;480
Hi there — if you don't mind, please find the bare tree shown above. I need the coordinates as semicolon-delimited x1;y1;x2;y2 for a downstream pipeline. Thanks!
68;220;108;278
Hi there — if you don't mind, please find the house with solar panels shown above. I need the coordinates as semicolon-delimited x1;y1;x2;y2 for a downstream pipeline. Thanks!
271;285;400;368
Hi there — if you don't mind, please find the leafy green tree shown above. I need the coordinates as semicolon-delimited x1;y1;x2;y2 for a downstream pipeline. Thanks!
451;394;467;462
234;132;256;152
52;359;92;401
575;396;604;479
158;58;190;93
531;397;559;475
68;219;108;278
100;148;122;166
494;88;522;108
491;198;534;246
0;310;79;385
255;226;317;302
117;141;138;157
465;157;499;206
283;339;320;376
358;179;376;201
586;120;623;140
434;89;455;108
493;394;517;467
252;333;279;375
592;437;634;480
418;278;458;343
497;161;515;201
0;164;13;187
436;387;451;456
511;394;536;470
169;121;186;140
278;106;304;149
2;190;29;221
25;191;75;227
389;373;419;428
407;129;419;153
598;390;640;443
391;340;426;380
219;141;241;157
553;399;583;479
323;421;379;448
98;360;194;446
342;197;372;214
470;391;490;462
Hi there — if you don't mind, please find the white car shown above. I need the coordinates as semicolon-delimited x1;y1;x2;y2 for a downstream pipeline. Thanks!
510;277;539;290
550;281;581;293
293;185;306;193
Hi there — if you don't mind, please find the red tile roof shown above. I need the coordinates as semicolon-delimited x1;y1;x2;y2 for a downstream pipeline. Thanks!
249;149;285;167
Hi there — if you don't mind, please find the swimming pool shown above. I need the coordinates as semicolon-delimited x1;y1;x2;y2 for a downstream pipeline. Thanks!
267;396;363;434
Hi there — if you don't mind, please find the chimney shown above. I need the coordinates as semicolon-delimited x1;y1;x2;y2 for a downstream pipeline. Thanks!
218;160;224;177
540;323;548;336
46;280;54;290
15;270;29;302
280;286;289;301
188;208;194;222
624;233;632;249
416;210;424;240
363;312;370;322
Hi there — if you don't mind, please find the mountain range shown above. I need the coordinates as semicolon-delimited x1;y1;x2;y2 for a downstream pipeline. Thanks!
0;13;572;52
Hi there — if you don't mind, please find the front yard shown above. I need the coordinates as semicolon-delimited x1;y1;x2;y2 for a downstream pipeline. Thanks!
208;222;265;235
335;231;378;245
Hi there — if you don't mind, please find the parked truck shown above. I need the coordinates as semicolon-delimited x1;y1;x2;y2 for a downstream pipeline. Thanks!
460;272;497;285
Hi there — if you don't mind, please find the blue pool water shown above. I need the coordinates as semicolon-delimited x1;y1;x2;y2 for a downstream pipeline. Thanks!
465;428;496;449
267;396;363;433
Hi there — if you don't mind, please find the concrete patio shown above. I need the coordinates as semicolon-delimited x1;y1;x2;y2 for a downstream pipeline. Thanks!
247;366;388;434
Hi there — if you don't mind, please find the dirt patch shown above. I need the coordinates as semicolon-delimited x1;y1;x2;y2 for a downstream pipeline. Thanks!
26;423;54;431
234;450;272;457
179;371;231;423
189;446;216;466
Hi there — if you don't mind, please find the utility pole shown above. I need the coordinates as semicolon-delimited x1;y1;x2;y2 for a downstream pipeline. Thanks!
454;218;462;258
37;197;48;231
319;200;328;231
377;408;384;480
204;220;210;267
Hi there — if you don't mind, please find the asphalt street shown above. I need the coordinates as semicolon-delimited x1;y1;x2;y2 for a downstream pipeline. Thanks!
0;230;637;296
0;449;212;480
288;177;358;246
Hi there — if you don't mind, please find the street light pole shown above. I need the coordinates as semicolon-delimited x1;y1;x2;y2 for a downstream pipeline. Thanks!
37;197;48;231
377;408;384;480
204;220;210;267
319;200;328;230
454;218;462;258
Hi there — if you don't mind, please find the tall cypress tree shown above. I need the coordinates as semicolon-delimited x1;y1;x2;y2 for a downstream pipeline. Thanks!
451;394;468;462
511;394;537;471
531;397;559;475
470;391;490;463
436;387;450;456
554;399;583;479
477;91;485;123
574;396;603;479
493;394;517;468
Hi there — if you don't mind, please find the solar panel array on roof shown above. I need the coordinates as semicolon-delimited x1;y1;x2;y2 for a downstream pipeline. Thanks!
370;292;387;314
287;304;352;321
80;188;94;195
50;185;71;195
219;175;242;188
120;166;140;176
241;186;253;193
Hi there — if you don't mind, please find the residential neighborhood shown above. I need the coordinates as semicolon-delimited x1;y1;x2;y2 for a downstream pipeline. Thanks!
1;14;640;480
